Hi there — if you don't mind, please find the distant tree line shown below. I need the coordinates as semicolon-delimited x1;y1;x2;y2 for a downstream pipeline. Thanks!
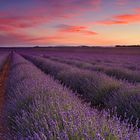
116;45;140;48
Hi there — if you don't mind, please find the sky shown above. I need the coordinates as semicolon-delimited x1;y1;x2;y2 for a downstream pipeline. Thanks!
0;0;140;46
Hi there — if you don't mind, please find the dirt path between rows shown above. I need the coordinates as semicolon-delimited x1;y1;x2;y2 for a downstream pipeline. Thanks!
0;57;11;140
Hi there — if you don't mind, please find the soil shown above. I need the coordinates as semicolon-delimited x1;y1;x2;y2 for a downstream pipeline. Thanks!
0;57;11;140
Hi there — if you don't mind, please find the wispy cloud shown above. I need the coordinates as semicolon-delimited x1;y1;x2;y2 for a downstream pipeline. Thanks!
0;16;50;30
57;24;98;35
116;0;128;6
96;7;140;25
0;31;65;45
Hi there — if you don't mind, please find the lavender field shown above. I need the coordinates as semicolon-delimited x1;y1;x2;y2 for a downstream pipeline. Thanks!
0;47;140;139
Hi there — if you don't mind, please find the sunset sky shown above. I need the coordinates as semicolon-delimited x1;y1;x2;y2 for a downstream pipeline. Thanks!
0;0;140;46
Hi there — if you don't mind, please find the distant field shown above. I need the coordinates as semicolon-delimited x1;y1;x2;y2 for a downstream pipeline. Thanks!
0;47;140;139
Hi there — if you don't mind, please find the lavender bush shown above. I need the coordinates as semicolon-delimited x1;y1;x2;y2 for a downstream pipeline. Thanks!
41;51;140;71
106;85;140;125
23;55;140;125
46;56;140;83
24;55;124;106
4;53;140;139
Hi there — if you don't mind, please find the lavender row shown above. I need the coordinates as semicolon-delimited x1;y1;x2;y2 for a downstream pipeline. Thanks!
0;53;9;71
45;56;140;83
24;55;140;125
4;53;140;139
42;51;140;71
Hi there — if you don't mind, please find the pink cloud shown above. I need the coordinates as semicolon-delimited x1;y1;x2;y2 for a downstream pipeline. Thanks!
0;33;33;45
96;20;129;25
114;13;140;23
96;7;140;25
135;8;140;13
1;0;102;20
28;36;64;42
0;32;64;45
0;25;16;32
116;0;128;6
0;16;50;30
58;25;98;35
